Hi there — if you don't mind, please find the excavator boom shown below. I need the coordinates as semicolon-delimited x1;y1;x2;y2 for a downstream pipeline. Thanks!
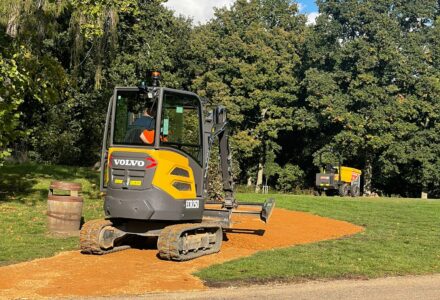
202;106;275;226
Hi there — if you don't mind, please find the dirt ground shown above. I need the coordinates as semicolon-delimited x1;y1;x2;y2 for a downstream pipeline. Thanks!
0;209;362;299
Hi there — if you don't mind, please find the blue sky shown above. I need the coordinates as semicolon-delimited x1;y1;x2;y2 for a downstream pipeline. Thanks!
164;0;319;25
298;0;318;14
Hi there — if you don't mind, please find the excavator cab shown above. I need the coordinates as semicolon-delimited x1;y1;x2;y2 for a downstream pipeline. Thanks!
82;72;275;261
100;86;212;221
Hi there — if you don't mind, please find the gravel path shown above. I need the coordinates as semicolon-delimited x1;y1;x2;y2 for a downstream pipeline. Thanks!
0;209;362;299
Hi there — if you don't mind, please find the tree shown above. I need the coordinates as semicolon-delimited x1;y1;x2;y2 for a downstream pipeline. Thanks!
276;163;304;192
0;0;193;165
378;4;440;197
0;47;29;163
301;0;440;197
191;0;306;192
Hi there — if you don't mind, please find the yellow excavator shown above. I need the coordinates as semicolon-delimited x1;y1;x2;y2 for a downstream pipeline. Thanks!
80;72;275;261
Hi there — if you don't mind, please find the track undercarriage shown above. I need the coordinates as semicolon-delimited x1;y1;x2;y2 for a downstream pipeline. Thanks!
157;223;223;261
80;219;223;261
80;198;274;261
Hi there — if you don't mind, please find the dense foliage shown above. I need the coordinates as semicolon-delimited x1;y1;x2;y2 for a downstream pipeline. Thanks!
0;0;439;197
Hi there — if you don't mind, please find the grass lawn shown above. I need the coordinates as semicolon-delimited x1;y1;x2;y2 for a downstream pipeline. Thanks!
0;163;104;265
196;194;440;285
1;163;440;285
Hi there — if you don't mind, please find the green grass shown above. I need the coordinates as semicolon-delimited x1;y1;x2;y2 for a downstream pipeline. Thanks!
0;163;104;265
196;194;440;285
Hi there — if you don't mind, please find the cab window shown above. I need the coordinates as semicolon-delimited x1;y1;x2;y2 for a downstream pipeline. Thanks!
160;91;202;164
113;90;157;145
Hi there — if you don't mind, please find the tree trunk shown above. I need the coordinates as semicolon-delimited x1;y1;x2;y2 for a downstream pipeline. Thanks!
255;160;264;193
6;4;20;38
94;63;103;90
421;185;428;199
255;109;268;193
94;37;103;90
71;17;83;80
363;156;373;195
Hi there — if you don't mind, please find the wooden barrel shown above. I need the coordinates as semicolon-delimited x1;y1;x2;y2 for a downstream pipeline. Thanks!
47;181;83;236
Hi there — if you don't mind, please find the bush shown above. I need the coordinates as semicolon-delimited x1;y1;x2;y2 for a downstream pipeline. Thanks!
276;164;304;192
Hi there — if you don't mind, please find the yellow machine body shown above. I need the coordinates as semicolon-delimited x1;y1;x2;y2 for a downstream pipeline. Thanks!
107;147;197;200
335;166;362;183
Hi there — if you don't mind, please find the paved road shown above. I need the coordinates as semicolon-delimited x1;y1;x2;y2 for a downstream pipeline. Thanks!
95;274;440;300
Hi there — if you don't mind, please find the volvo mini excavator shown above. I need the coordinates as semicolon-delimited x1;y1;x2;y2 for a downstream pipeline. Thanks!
80;72;275;261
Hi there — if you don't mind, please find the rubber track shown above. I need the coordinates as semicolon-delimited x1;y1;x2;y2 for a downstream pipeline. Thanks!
80;219;130;255
157;223;222;261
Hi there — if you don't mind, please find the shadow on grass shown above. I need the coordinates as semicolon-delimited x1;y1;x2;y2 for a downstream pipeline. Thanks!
0;163;99;205
0;173;38;204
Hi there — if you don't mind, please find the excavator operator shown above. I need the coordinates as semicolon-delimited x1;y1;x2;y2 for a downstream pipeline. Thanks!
136;107;156;144
135;103;168;144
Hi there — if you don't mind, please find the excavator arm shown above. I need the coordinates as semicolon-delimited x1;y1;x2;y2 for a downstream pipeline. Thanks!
203;106;275;225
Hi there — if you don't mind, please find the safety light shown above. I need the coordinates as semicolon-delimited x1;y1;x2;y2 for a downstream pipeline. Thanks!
151;70;161;87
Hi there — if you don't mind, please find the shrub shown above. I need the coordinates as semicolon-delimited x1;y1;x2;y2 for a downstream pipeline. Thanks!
276;164;305;192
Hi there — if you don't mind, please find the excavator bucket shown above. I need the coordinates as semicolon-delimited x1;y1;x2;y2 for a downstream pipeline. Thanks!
232;198;275;223
204;198;275;227
260;198;275;223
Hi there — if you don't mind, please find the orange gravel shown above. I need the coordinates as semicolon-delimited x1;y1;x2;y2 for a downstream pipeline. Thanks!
0;209;362;299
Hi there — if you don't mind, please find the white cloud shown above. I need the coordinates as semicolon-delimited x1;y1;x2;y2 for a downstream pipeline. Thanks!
163;0;235;24
306;12;319;25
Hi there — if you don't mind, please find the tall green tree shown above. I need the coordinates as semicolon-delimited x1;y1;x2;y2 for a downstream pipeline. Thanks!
0;0;193;165
0;47;28;163
0;0;72;163
191;0;306;191
379;3;440;197
301;0;440;197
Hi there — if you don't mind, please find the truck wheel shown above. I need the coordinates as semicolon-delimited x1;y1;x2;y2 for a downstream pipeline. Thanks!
339;184;349;197
350;186;360;197
325;189;335;197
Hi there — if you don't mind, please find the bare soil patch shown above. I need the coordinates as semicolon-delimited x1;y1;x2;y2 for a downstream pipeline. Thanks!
0;209;362;298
